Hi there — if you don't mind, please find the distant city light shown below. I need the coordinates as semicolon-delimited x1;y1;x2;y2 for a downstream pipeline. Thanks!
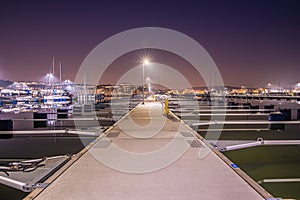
46;73;53;78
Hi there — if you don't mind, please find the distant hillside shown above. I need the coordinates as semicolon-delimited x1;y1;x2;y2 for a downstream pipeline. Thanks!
0;79;13;88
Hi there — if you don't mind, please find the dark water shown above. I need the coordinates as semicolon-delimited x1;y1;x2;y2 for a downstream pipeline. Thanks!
0;134;96;199
224;145;300;199
197;125;300;199
0;184;26;200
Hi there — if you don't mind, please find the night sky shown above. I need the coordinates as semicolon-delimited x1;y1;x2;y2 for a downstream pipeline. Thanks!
0;0;299;87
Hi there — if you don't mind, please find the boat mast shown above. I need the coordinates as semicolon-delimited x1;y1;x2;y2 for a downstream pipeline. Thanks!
52;57;55;92
59;62;62;92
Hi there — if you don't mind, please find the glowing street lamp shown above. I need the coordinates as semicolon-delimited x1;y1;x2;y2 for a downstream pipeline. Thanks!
46;73;53;84
142;59;149;105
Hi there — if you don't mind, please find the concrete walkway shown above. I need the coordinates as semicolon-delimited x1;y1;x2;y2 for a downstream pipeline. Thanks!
32;101;266;200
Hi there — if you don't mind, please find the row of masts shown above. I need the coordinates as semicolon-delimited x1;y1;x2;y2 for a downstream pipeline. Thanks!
50;57;88;104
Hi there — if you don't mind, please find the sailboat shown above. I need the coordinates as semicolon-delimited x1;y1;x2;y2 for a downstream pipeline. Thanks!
43;57;71;107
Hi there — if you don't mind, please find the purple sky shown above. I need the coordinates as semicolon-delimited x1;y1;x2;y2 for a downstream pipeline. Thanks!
0;0;299;87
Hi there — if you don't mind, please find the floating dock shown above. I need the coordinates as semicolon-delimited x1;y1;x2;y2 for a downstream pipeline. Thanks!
217;139;300;152
26;100;273;200
0;155;70;192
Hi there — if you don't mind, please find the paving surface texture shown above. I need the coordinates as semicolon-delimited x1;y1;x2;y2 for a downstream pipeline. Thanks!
34;101;264;200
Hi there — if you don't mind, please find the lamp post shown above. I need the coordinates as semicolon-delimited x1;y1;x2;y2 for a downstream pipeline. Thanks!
142;59;149;105
146;77;151;95
46;73;50;85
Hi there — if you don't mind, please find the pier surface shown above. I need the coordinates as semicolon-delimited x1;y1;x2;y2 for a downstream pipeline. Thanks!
30;101;267;200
